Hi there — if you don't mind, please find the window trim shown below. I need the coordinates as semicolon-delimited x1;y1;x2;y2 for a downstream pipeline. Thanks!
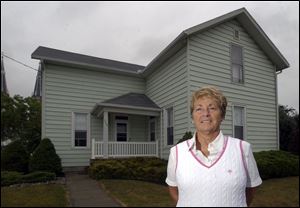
165;106;174;146
230;43;244;85
71;112;90;149
232;105;247;140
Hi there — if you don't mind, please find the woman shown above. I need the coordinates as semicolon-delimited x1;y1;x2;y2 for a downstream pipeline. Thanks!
166;86;262;207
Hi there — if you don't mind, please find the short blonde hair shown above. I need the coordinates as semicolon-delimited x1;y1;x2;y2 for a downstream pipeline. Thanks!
191;86;227;119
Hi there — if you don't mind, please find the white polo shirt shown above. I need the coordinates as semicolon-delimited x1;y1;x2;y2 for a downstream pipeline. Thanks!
166;131;262;188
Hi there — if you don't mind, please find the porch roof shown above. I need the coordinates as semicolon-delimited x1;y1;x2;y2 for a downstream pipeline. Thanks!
91;93;161;116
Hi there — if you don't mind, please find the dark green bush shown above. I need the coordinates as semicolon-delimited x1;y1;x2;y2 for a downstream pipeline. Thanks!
1;171;23;186
254;150;299;180
89;157;167;184
29;138;62;175
21;171;56;183
177;131;193;144
1;171;56;186
1;140;29;173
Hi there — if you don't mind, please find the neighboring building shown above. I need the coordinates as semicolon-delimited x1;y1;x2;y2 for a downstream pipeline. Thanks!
32;63;42;99
31;8;289;168
1;55;9;95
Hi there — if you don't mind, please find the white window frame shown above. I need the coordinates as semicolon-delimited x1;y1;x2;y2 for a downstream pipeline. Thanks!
164;106;174;146
148;117;156;142
232;105;247;140
230;43;244;84
114;115;129;142
71;112;90;149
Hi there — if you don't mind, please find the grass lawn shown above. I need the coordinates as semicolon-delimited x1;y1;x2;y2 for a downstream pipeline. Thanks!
100;180;174;207
250;176;299;207
1;184;69;207
100;176;299;207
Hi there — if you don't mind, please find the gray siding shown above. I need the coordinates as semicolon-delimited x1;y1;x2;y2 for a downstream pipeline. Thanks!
187;19;277;151
146;47;188;159
43;64;145;167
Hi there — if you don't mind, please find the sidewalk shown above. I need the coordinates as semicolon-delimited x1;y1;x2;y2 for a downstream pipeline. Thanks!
65;172;122;207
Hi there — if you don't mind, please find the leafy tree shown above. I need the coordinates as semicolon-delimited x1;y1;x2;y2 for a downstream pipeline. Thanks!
1;92;41;154
279;105;299;155
1;139;29;173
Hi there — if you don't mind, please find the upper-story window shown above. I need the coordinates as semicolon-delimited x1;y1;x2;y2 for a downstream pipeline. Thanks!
231;44;244;84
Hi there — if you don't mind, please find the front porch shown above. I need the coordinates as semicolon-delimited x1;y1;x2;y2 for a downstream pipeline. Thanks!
91;140;159;158
91;93;161;159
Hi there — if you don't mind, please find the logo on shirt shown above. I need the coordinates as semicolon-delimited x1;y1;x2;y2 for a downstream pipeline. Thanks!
227;169;233;174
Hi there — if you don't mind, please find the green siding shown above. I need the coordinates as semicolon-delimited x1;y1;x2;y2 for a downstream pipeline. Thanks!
146;47;188;159
43;18;280;166
43;64;145;167
187;19;277;151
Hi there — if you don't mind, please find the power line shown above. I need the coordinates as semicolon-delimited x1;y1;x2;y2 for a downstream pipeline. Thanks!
1;52;39;72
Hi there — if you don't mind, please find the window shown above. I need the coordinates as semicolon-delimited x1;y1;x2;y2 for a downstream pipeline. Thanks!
73;113;90;147
149;117;156;141
231;45;244;83
115;116;128;142
234;29;240;40
166;107;174;145
233;106;245;140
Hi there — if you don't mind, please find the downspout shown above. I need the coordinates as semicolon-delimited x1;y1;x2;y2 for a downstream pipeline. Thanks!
275;67;282;150
41;60;46;140
160;109;163;158
187;37;191;132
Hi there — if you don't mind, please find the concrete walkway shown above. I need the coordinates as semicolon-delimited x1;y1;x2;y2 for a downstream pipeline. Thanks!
65;172;122;207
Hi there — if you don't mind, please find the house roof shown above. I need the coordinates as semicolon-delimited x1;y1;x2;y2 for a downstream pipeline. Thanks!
92;93;161;115
101;93;160;109
31;8;289;78
142;7;289;75
31;46;145;75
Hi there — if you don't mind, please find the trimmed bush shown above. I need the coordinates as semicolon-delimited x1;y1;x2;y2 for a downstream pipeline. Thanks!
1;171;23;186
1;140;29;173
89;157;167;184
21;171;56;183
1;171;56;186
254;150;299;180
29;138;62;175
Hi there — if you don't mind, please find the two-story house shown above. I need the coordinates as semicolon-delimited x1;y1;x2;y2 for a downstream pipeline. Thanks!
32;8;289;169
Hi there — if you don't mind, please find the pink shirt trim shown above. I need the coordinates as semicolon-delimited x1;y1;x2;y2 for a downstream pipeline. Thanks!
240;140;250;178
175;145;178;174
186;136;229;168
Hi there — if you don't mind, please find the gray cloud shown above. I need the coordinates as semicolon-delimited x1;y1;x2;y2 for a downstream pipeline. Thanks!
1;1;299;112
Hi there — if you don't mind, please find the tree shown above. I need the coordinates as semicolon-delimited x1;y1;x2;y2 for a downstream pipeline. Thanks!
279;105;299;155
1;92;41;154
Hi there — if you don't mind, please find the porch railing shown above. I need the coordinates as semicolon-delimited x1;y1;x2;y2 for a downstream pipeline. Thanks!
91;139;158;159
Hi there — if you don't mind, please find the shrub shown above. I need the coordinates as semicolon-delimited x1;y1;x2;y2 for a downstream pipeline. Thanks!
177;131;193;144
1;140;29;173
21;171;56;183
1;171;23;186
1;171;56;186
254;150;299;180
29;138;62;175
89;157;167;184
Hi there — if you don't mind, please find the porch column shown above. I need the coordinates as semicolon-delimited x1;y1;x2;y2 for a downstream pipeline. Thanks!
103;111;109;158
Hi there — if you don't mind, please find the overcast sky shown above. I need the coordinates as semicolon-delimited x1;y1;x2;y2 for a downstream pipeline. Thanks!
1;1;299;112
